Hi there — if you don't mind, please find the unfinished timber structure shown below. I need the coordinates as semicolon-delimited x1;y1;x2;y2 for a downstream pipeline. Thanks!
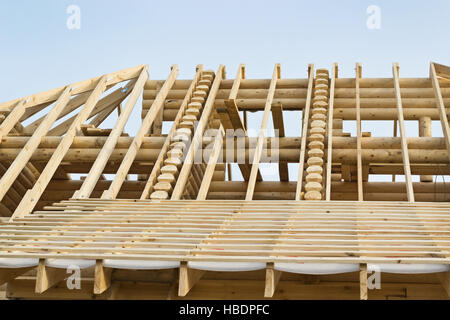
0;62;450;300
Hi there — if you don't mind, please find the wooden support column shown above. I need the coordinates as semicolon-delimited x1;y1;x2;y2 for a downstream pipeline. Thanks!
140;66;203;199
430;62;450;163
0;85;73;203
392;120;397;182
264;262;282;298
355;63;364;201
325;63;338;201
419;116;433;182
246;63;281;200
171;65;225;200
35;260;67;294
393;62;415;202
73;66;148;199
359;263;368;300
102;65;178;199
295;64;314;200
10;76;108;219
178;262;205;297
272;103;288;181
94;260;113;295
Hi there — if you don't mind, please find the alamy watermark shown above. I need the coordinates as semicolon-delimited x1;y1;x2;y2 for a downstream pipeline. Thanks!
366;5;381;30
67;5;81;30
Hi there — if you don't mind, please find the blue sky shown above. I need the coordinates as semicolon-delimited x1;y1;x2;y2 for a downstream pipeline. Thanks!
0;0;449;181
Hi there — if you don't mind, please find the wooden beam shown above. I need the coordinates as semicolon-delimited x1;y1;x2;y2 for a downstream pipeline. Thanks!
0;267;34;286
393;63;415;202
295;64;314;200
433;62;450;79
0;85;73;203
94;260;112;295
178;262;205;297
140;66;203;199
10;76;108;219
102;65;178;199
0;100;26;142
73;66;148;199
359;263;368;300
325;63;338;200
438;271;450;298
264;262;282;298
245;63;280;200
355;63;364;201
35;260;67;294
430;62;450;162
171;65;225;200
272;103;288;181
197;127;224;200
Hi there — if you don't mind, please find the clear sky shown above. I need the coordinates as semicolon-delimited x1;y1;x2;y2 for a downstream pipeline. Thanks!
0;0;449;181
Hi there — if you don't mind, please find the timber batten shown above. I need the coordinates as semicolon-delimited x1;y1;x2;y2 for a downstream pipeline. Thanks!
0;62;450;300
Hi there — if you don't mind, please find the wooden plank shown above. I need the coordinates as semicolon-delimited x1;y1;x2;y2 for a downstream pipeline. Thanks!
359;263;368;300
0;65;144;111
325;63;338;201
433;62;450;79
0;100;26;142
102;65;178;199
272;103;288;181
295;64;314;200
245;64;280;200
10;76;108;219
94;260;112;295
264;262;282;298
35;259;67;294
140;66;203;199
73;66;148;199
393;63;415;202
178;262;205;297
0;86;73;203
197;127;224;200
355;63;364;201
430;62;450;162
171;65;225;200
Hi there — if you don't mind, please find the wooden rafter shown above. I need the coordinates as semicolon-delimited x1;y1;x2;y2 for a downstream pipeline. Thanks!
355;63;364;201
393;62;415;202
325;63;338;201
245;63;280;200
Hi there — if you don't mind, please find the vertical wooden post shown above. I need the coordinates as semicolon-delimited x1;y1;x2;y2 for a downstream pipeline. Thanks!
419;116;433;182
